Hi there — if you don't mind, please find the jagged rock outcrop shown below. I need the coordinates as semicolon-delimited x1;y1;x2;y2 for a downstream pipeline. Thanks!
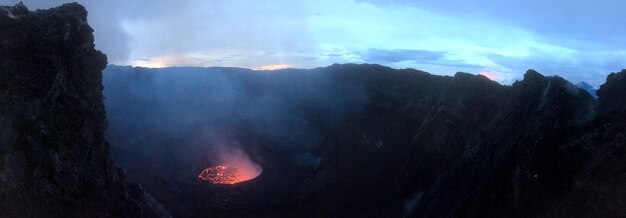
597;70;626;121
414;70;598;217
0;3;170;217
412;70;626;217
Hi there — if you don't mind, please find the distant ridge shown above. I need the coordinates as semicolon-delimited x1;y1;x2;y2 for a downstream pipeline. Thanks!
576;81;598;97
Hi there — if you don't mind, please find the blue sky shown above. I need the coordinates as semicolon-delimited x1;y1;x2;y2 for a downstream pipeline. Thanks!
5;0;626;86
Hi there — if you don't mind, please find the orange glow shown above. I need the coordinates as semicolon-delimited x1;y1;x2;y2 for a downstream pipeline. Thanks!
130;59;167;68
127;53;213;68
200;147;262;185
128;57;290;71
198;164;261;184
251;64;289;71
479;71;498;81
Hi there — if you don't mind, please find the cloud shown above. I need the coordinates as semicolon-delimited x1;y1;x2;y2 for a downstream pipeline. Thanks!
359;0;626;45
118;0;318;68
361;49;446;63
5;0;626;86
358;49;487;74
351;0;626;85
486;49;626;86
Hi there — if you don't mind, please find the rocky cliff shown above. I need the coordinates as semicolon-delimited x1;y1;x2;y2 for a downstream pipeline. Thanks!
414;70;598;217
0;3;169;217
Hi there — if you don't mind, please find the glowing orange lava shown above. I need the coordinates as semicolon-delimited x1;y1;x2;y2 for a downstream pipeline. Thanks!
198;164;261;184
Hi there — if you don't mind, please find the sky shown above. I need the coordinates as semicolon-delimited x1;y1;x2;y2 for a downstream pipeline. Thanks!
4;0;626;86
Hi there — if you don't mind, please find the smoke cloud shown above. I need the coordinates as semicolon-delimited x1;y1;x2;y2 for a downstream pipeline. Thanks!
103;66;367;183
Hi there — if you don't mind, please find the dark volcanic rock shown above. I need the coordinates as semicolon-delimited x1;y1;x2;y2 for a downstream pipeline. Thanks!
414;70;598;217
412;70;626;218
597;70;626;121
0;3;170;217
103;64;626;217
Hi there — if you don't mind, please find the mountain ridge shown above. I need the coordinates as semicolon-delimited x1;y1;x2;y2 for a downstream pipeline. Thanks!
575;81;598;97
